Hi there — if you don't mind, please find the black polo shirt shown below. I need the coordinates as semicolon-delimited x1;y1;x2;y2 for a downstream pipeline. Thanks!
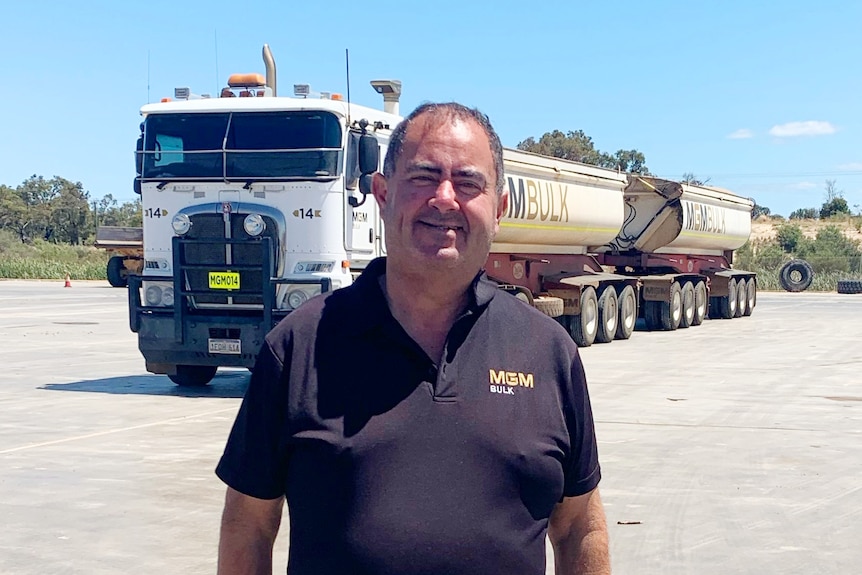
216;257;601;575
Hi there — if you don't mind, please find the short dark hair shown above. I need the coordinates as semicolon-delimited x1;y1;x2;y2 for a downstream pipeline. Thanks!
382;102;505;195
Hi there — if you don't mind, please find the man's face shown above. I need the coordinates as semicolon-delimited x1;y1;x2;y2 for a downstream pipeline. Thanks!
373;114;508;276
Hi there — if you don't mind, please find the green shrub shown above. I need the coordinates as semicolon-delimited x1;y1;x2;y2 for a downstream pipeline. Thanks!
0;229;108;279
775;223;804;252
795;225;862;273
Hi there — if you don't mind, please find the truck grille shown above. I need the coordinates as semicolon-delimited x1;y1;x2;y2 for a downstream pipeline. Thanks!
180;213;279;307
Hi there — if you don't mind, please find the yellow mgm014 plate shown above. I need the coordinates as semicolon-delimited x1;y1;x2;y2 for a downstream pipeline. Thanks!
208;271;240;290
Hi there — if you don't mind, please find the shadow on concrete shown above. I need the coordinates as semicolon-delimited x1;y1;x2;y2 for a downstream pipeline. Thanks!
40;369;249;398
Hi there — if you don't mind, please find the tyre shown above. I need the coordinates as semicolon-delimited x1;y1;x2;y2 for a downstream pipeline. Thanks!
533;296;564;318
679;282;695;328
734;278;747;318
837;279;862;294
744;278;756;316
569;287;598;347
718;278;737;319
595;287;618;344
659;281;682;331
692;281;707;325
106;256;127;288
168;365;218;386
779;259;814;292
616;285;637;340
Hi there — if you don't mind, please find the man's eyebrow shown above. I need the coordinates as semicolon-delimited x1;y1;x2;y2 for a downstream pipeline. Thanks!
404;162;488;185
452;168;486;182
405;161;442;175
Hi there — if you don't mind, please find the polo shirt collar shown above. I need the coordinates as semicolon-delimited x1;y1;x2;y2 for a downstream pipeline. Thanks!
349;257;497;335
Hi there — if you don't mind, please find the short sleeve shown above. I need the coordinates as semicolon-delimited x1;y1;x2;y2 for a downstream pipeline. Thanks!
562;350;601;497
215;337;292;499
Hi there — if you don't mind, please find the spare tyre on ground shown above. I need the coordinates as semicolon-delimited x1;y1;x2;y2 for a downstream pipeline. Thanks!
836;279;862;294
779;259;814;292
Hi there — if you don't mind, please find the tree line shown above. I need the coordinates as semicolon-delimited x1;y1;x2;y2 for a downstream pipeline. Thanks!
3;137;854;248
0;175;141;245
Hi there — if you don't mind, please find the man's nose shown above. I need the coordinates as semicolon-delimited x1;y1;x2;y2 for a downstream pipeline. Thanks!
428;179;458;211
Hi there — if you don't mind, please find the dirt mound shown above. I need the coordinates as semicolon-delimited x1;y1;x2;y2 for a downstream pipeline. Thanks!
750;216;862;244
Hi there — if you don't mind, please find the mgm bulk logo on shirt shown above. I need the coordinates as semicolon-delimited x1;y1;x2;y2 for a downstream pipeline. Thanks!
489;369;534;395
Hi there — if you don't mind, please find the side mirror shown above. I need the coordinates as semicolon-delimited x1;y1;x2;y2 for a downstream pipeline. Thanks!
135;136;144;175
133;177;142;195
349;133;379;208
358;134;378;175
349;174;376;208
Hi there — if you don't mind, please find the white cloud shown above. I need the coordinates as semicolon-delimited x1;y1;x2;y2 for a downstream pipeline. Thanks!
727;128;754;139
790;181;818;190
769;121;837;137
837;162;862;171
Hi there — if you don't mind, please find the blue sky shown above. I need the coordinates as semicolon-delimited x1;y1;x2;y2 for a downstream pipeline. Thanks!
2;0;860;217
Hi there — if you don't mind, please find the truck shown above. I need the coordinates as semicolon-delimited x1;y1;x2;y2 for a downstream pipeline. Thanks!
128;45;756;386
94;226;143;287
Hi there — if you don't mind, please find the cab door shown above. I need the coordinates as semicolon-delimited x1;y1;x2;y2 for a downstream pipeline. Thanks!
344;131;378;257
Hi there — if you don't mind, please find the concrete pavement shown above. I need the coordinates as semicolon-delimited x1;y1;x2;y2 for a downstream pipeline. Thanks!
0;279;860;574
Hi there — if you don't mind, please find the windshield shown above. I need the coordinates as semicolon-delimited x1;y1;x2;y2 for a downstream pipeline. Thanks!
140;111;343;181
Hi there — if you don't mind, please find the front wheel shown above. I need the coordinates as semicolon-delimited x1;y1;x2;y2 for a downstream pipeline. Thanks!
168;365;218;387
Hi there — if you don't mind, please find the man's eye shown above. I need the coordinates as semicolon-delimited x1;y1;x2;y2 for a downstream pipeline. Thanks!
457;181;483;194
411;175;437;184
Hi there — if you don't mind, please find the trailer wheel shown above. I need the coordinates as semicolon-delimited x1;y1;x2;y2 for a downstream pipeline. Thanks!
692;281;707;325
616;285;637;340
595;287;618;344
106;256;127;288
658;282;682;331
744;278;757;315
569;287;598;347
717;278;738;319
837;279;862;294
779;259;814;292
735;278;748;317
168;365;218;387
679;282;695;328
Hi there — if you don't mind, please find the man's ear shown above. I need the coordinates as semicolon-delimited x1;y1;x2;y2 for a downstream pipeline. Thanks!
496;189;509;223
372;172;389;210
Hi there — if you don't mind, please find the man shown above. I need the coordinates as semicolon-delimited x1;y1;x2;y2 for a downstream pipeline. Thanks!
216;103;609;574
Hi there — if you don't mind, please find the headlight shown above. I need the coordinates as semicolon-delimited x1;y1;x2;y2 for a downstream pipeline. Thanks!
143;281;174;307
161;286;174;306
145;284;163;306
243;213;266;237
171;213;191;235
287;289;308;309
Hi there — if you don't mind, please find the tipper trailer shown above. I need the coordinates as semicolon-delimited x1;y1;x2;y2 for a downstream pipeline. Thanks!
128;45;756;385
484;165;756;348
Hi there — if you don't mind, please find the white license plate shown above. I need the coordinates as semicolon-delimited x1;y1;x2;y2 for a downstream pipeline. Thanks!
208;338;241;355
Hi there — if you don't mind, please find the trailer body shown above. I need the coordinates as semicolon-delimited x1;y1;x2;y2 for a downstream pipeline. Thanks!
94;226;144;287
